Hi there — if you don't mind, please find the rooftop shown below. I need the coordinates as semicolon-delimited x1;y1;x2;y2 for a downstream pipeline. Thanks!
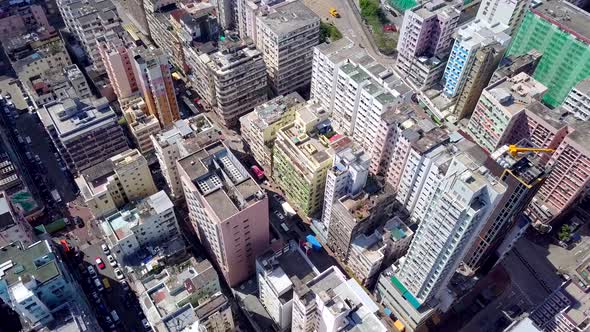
315;37;373;67
101;191;173;241
257;0;319;35
177;141;264;220
413;0;461;20
486;73;547;115
38;97;117;140
206;38;262;73
0;241;60;287
351;217;413;263
154;114;219;152
246;92;304;129
532;0;590;44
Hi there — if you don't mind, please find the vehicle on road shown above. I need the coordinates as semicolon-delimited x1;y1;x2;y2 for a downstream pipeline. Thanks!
111;310;120;322
114;267;124;280
50;189;61;203
87;265;97;276
95;257;105;269
93;278;104;291
102;278;111;290
281;223;289;232
107;255;117;267
101;244;110;254
142;318;151;330
274;211;285;220
329;7;340;17
250;165;265;181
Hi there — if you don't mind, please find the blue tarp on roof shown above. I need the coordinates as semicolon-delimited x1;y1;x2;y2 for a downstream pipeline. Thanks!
306;234;322;250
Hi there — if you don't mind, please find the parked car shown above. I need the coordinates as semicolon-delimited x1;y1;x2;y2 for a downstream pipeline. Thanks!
107;255;117;267
93;278;104;291
87;265;97;276
114;268;124;280
101;244;110;254
95;257;105;269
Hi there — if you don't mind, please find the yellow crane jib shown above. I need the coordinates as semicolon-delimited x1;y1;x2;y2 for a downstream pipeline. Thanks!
508;145;555;157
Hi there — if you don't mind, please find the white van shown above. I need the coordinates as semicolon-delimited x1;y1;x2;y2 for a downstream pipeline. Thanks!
111;310;119;322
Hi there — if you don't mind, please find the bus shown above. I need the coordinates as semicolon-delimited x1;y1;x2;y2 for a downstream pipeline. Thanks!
250;165;265;180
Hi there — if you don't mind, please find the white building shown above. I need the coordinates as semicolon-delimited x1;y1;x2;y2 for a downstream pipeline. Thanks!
255;0;320;96
562;77;590;121
310;39;412;152
0;240;75;328
0;191;34;248
476;0;532;35
151;115;220;199
123;99;161;155
100;191;180;260
75;149;158;218
442;19;511;99
391;152;506;310
56;0;120;74
291;266;388;332
318;146;369;242
256;241;319;331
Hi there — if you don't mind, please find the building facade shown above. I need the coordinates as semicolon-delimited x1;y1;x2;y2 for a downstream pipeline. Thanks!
132;47;181;127
123;98;162;155
75;149;158;218
97;26;140;100
507;0;590;107
0;191;34;248
562;77;590;121
476;0;531;35
255;1;320;96
177;141;270;286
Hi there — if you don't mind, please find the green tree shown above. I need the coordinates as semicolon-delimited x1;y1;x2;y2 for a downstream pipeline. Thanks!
558;225;571;241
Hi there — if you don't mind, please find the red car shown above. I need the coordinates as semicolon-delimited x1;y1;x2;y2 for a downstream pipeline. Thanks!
95;257;105;269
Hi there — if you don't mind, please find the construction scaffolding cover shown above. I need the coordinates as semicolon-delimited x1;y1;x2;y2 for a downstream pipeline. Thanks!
389;0;417;12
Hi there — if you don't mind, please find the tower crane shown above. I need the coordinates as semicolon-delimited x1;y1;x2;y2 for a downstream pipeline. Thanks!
508;145;555;157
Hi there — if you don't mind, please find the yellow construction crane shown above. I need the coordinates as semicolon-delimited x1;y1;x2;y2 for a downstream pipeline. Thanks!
508;145;555;157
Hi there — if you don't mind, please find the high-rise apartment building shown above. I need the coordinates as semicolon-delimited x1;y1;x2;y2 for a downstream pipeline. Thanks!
256;240;319;331
291;266;388;332
120;0;150;35
387;152;506;323
0;240;76;328
396;0;460;89
476;0;532;34
143;0;184;70
318;147;369;241
0;191;34;248
190;38;268;127
255;0;320;96
562;77;590;121
236;0;286;40
240;92;304;175
443;19;511;120
522;106;590;226
467;73;547;153
38;97;129;175
132;47;180;127
57;0;120;74
463;145;546;272
272;103;338;217
123;99;162;154
152;115;220;199
75;149;158;218
100;191;181;259
507;0;590;107
177;141;270;286
97;26;140;100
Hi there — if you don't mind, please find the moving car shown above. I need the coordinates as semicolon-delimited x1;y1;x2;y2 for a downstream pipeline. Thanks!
329;7;340;17
95;257;105;269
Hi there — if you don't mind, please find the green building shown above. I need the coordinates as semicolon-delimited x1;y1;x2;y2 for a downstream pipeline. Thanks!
507;1;590;107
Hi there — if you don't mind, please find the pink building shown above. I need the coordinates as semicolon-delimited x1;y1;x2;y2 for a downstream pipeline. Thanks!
177;141;270;287
98;27;139;100
0;4;51;41
522;104;590;225
396;0;460;88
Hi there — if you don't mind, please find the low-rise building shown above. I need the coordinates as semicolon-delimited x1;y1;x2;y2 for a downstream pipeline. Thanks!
0;240;75;328
152;115;221;199
292;266;388;332
0;191;34;248
0;3;52;41
192;292;234;332
326;189;396;263
37;96;129;174
272;102;340;217
76;149;158;218
256;241;319;331
135;255;227;332
240;93;304;176
123;98;161;155
100;191;180;260
347;216;413;288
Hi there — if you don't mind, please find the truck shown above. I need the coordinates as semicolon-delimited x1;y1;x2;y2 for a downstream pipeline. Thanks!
329;8;340;17
50;189;62;203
